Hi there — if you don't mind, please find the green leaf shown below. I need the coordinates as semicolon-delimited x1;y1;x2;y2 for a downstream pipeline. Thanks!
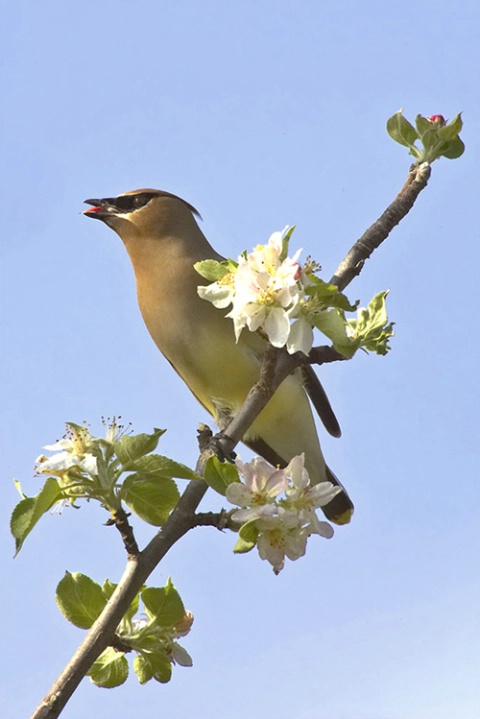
203;456;240;496
415;114;434;138
418;127;438;154
234;520;259;553
87;647;129;688
56;572;106;629
131;454;200;481
142;579;185;628
194;259;232;281
386;110;420;155
132;633;162;652
305;277;358;312
114;428;165;468
101;578;117;601
10;477;64;555
311;308;358;358
152;658;173;683
133;654;154;685
137;651;173;684
279;225;296;262
122;475;180;526
437;112;463;143
439;135;465;159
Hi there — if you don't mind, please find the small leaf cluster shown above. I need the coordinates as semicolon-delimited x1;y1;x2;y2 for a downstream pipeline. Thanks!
56;573;193;687
303;287;394;359
387;110;464;164
11;423;201;554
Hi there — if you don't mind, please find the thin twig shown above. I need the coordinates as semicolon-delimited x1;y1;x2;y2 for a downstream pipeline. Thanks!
109;507;140;556
192;510;234;530
330;162;431;290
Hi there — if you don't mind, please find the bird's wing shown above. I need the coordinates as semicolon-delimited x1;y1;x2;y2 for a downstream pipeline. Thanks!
239;321;342;439
243;436;286;468
301;365;341;438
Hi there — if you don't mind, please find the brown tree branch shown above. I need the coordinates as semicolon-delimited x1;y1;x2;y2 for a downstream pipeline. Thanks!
31;480;208;719
108;507;140;557
192;509;235;529
30;160;433;719
330;162;431;290
307;345;348;366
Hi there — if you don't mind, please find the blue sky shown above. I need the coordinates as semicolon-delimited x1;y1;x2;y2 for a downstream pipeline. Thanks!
1;1;479;717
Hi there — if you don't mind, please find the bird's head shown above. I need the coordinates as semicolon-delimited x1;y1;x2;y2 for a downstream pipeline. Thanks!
83;189;201;242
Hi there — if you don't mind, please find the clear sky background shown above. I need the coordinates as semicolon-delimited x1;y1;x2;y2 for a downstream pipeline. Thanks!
1;1;479;718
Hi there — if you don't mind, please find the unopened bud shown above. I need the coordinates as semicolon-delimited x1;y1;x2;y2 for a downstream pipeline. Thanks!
428;114;446;125
175;610;194;637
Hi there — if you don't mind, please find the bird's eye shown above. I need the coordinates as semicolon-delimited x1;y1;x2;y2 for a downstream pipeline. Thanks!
113;193;154;212
133;194;150;209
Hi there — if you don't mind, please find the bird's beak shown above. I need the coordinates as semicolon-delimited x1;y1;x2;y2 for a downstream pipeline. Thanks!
83;198;116;220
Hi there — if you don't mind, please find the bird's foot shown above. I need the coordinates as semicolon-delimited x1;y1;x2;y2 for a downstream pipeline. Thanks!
197;423;236;463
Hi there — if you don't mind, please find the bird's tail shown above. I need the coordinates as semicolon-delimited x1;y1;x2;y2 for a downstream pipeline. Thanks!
323;465;354;525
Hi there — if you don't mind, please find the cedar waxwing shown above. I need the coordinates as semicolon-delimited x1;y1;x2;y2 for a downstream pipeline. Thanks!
84;189;354;524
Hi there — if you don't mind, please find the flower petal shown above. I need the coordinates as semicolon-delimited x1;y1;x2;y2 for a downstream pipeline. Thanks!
226;483;255;507
197;283;233;309
309;516;335;538
287;318;314;355
264;307;290;347
171;642;193;667
264;468;288;497
257;533;285;573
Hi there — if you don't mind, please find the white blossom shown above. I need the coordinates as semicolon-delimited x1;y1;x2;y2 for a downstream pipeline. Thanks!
228;457;287;504
229;453;340;573
36;423;98;479
36;450;98;477
256;507;309;572
198;226;315;355
197;279;235;309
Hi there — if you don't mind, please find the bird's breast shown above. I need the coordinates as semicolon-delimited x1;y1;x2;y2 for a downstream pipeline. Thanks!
136;268;263;417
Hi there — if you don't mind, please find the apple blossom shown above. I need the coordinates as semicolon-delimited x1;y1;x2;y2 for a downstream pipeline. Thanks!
198;226;316;355
228;453;341;573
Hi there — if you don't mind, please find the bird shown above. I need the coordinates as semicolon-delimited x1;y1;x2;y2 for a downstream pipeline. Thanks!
83;189;354;524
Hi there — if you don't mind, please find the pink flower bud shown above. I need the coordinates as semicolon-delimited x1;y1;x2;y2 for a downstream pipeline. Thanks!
428;114;446;125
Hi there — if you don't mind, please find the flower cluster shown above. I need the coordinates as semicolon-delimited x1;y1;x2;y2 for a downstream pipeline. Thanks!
13;422;190;555
196;227;394;359
34;419;129;507
226;454;341;573
35;422;100;503
198;227;315;355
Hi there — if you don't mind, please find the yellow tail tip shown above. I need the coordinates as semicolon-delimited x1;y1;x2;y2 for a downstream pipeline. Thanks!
331;508;354;525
